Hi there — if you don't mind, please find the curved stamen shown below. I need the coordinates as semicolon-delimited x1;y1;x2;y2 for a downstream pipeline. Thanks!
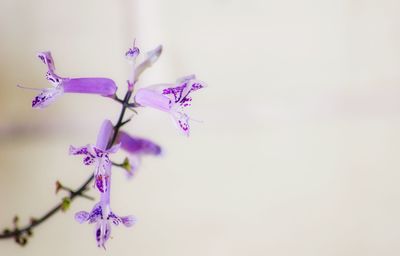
17;84;43;91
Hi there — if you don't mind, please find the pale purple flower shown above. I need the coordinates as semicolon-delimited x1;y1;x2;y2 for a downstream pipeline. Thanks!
75;201;135;249
125;41;140;60
19;51;117;108
134;75;205;136
126;44;162;90
70;119;119;193
116;131;162;177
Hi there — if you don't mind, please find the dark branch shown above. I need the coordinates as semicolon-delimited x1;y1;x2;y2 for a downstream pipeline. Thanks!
0;89;134;242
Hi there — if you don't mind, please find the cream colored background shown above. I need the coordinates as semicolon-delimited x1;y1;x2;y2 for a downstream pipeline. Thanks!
1;0;400;255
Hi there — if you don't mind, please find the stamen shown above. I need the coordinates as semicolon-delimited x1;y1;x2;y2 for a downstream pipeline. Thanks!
17;84;43;91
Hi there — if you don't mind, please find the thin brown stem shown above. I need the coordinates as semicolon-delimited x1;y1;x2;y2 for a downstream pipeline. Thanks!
0;90;133;241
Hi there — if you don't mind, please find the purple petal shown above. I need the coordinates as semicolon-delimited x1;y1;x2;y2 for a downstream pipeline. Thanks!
103;222;111;247
69;145;89;155
117;131;162;155
94;221;111;249
62;78;117;97
107;212;135;227
135;45;162;81
75;211;90;224
126;155;141;179
95;174;110;193
37;51;56;72
120;215;136;227
88;204;103;223
107;212;121;226
95;120;114;151
176;74;196;83
171;111;190;136
69;145;95;165
162;78;205;106
135;88;171;112
32;87;63;108
125;45;140;59
106;143;120;154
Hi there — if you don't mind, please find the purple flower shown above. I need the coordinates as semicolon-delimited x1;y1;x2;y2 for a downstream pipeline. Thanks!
70;120;119;193
20;51;117;108
116;131;162;177
134;75;205;136
75;202;135;249
126;44;162;89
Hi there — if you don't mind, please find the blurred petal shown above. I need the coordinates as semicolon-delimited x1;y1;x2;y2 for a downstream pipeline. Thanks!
126;155;141;179
120;215;136;227
106;143;121;154
117;131;162;155
75;211;90;224
135;45;162;80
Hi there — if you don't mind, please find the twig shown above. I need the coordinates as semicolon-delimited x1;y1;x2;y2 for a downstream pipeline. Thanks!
0;89;133;241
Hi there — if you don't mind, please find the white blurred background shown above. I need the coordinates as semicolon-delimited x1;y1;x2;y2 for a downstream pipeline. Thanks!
1;0;400;255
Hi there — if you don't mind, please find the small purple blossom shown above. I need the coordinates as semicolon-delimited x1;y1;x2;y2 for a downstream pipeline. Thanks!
134;75;205;136
125;42;140;60
75;202;135;249
20;51;117;108
70;120;120;193
134;45;162;82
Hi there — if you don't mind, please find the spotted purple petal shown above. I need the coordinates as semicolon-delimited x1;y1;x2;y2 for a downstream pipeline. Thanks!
69;145;96;165
23;51;118;109
32;87;64;108
125;45;140;60
94;221;111;249
162;78;205;107
95;174;110;193
171;111;190;136
37;51;56;73
88;204;103;223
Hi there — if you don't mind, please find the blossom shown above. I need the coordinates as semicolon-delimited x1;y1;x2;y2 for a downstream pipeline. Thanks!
116;131;162;177
134;45;162;81
134;75;205;136
70;119;119;193
75;202;135;249
126;44;162;90
20;51;117;108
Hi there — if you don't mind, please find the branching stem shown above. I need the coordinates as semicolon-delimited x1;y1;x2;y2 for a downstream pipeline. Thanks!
0;90;133;241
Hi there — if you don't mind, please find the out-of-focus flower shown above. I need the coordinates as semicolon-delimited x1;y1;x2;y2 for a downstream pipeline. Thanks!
134;75;205;136
70;120;119;193
19;51;117;108
116;131;162;177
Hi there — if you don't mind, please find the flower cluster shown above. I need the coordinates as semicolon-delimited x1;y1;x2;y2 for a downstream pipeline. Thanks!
20;42;204;248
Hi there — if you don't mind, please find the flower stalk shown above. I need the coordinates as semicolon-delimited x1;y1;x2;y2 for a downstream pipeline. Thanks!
0;88;132;242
